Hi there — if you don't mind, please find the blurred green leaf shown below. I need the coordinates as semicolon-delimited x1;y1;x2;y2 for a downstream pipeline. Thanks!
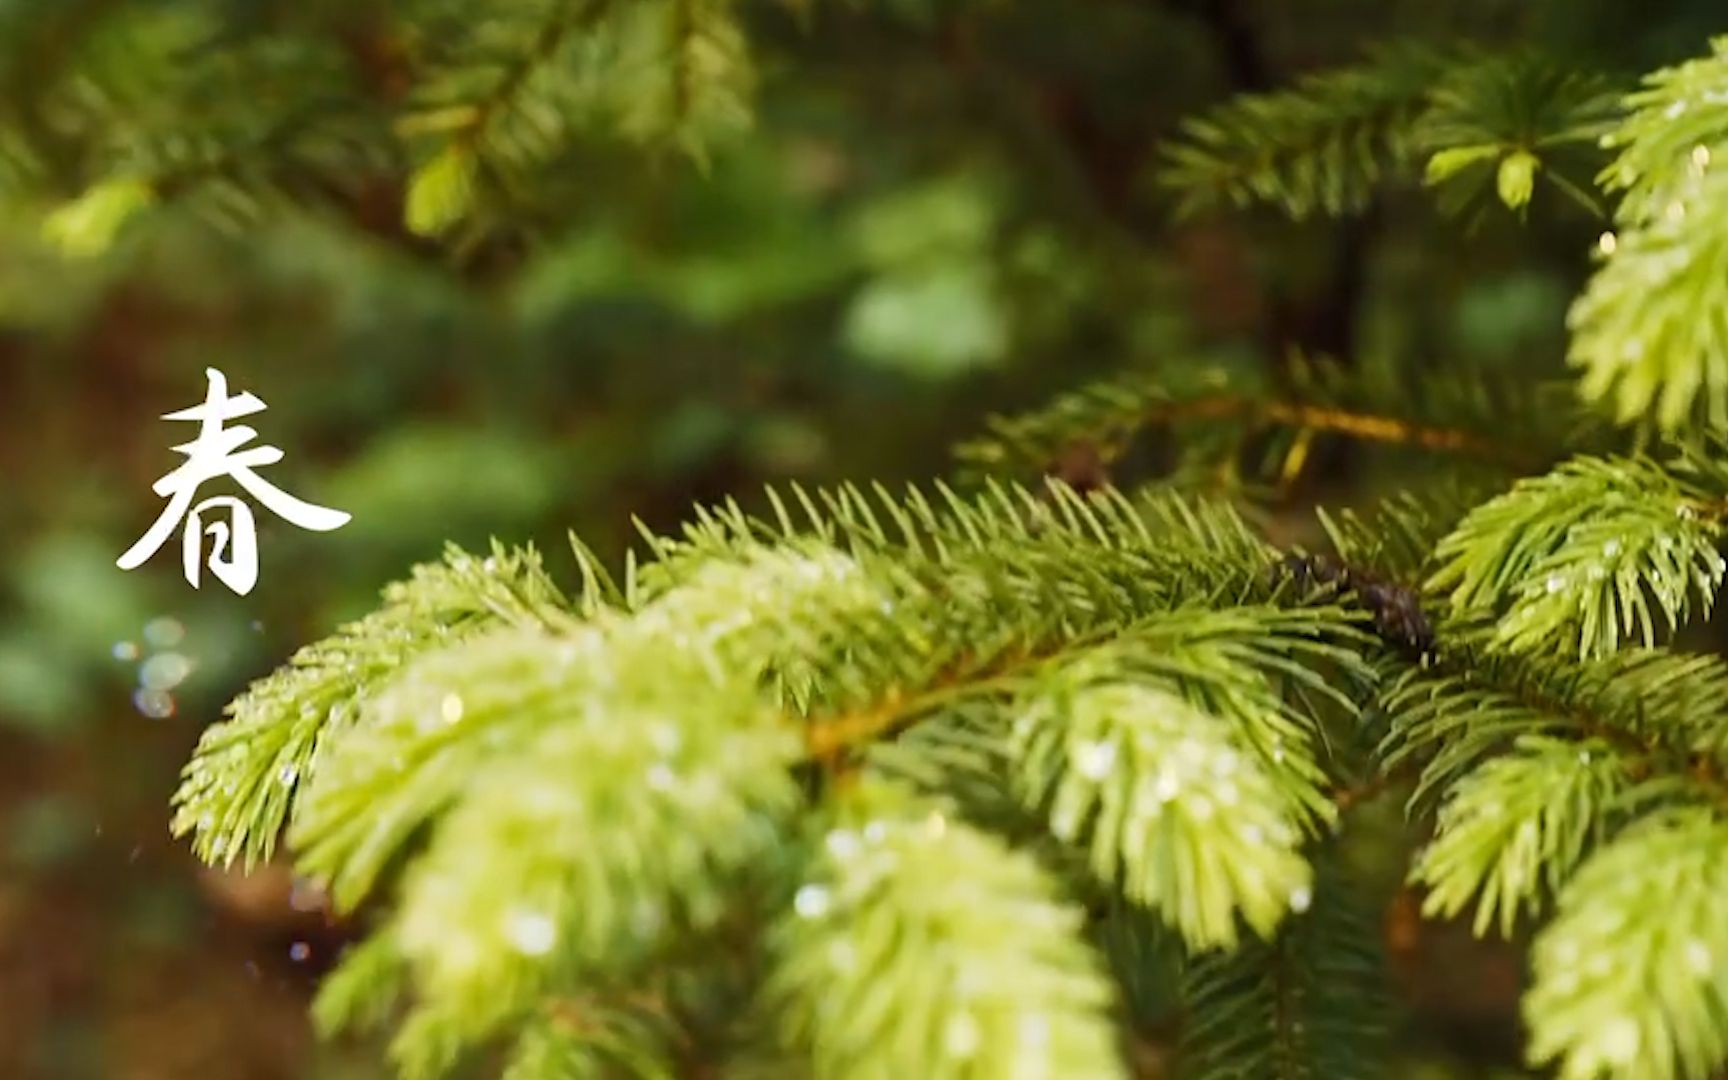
325;426;574;546
1425;144;1503;185
849;175;998;269
843;261;1008;377
0;635;82;732
405;146;478;238
1496;149;1540;209
41;179;156;257
1453;271;1570;360
15;533;154;654
648;401;738;476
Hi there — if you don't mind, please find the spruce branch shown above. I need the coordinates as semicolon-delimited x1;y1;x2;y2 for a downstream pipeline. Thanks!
501;1002;682;1080
1428;453;1728;660
170;541;572;871
129;20;1728;1080
399;0;753;235
1159;42;1617;221
1366;626;1728;1080
8;0;758;248
184;481;1389;1076
1525;808;1728;1080
864;701;1031;839
764;777;1125;1080
630;480;1294;729
1375;637;1728;1006
1570;36;1728;431
180;479;1258;893
1177;849;1393;1080
1316;485;1489;588
613;0;753;160
34;6;388;252
382;649;797;1071
1158;41;1454;220
1417;51;1618;220
1379;643;1728;818
287;539;883;912
954;356;1586;488
197;472;1728;1078
1594;36;1728;222
399;0;611;236
1411;733;1643;939
1010;676;1315;950
313;930;411;1041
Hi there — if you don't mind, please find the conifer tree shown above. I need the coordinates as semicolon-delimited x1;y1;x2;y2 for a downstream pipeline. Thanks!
18;3;1728;1077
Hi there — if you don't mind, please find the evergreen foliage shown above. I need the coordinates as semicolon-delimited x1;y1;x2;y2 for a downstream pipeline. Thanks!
1177;849;1393;1079
6;0;755;255
1157;43;1617;222
64;9;1728;1080
953;351;1598;490
1570;37;1728;431
1428;449;1728;660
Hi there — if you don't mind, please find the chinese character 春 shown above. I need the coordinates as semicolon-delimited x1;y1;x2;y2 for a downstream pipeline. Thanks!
117;368;349;595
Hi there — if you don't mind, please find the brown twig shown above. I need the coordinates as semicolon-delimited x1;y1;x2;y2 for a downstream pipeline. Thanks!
1149;394;1518;461
803;647;1052;764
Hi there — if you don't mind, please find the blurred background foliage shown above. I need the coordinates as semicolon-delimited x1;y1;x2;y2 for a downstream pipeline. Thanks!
1;0;1726;1076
